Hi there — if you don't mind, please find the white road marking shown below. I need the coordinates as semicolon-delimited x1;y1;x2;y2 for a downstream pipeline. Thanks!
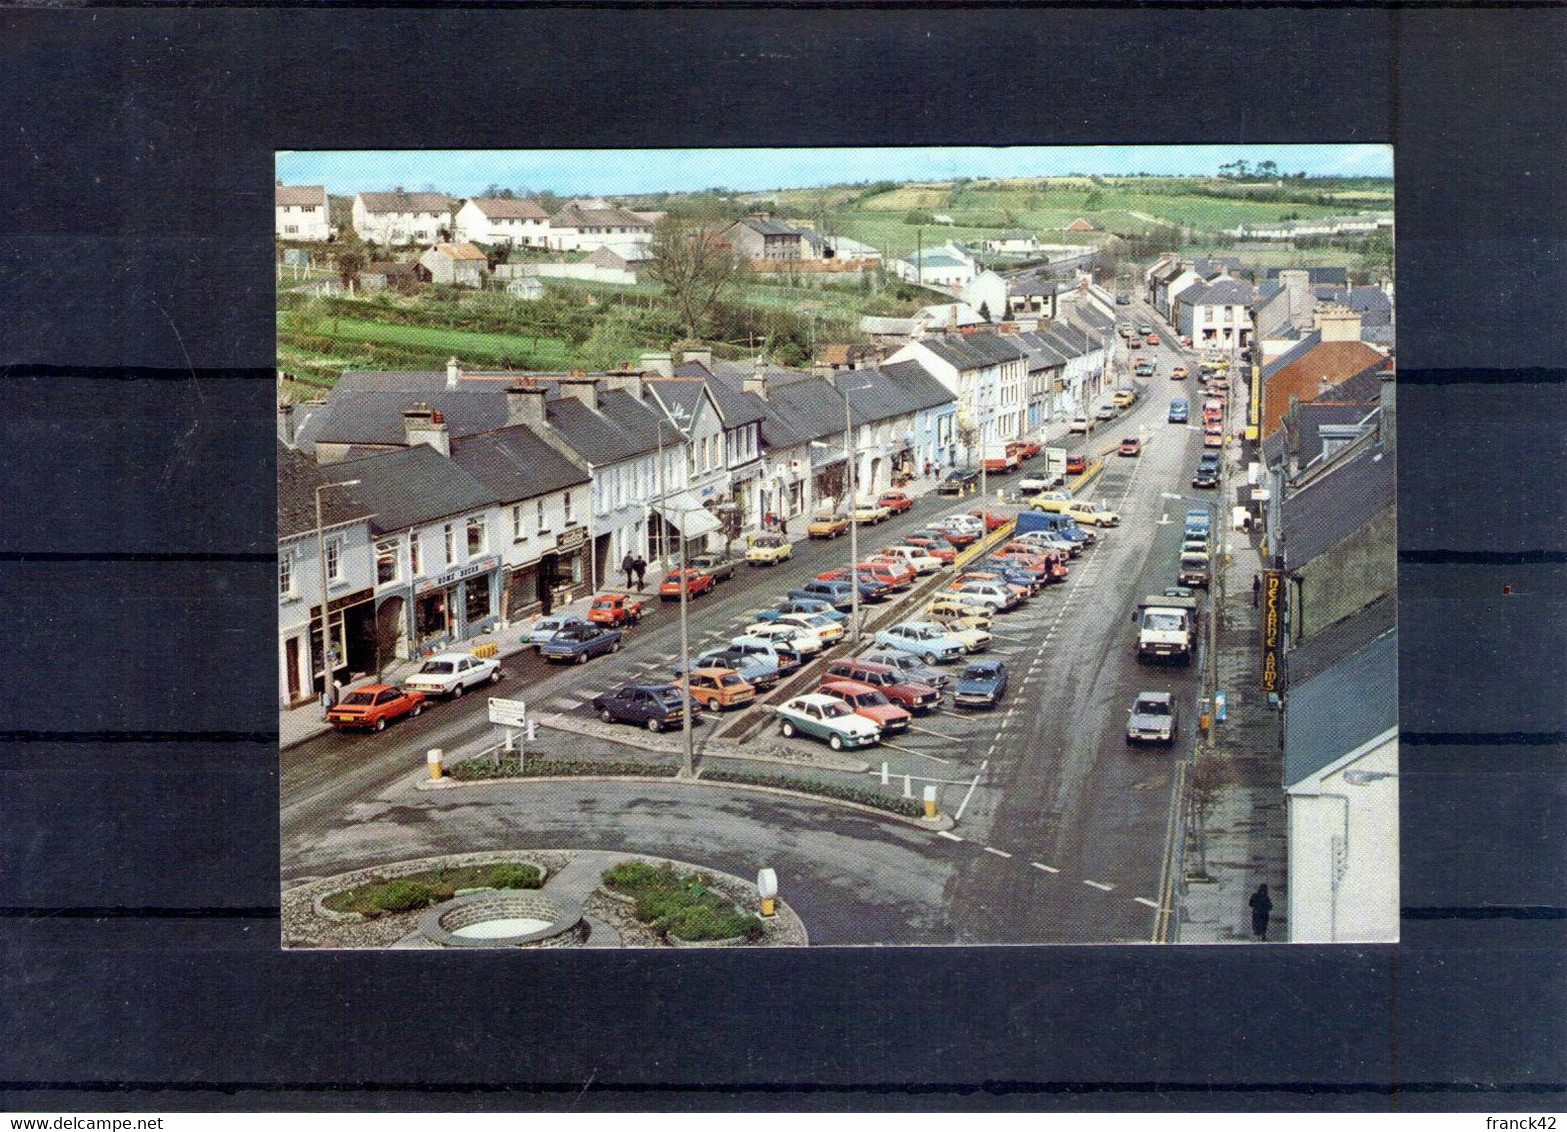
1083;880;1116;892
1134;897;1160;909
983;847;1013;859
953;773;984;822
937;830;964;842
1031;862;1059;874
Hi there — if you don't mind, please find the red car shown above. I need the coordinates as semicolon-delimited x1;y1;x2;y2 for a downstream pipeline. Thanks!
930;521;979;548
1008;439;1043;460
1065;454;1088;476
587;592;644;626
968;507;1012;532
658;568;715;600
864;556;917;587
877;490;915;515
326;684;425;732
1120;437;1142;457
1145;332;1161;346
904;534;958;564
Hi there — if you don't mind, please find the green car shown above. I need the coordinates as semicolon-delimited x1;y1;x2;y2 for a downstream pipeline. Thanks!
775;693;882;751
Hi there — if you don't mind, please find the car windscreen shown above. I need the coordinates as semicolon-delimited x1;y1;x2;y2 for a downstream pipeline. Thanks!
1143;612;1185;631
419;661;454;674
341;691;377;705
821;701;853;718
1135;698;1171;716
719;675;746;687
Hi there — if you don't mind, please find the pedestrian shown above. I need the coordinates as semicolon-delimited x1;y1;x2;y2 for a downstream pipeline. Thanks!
632;555;647;590
621;552;635;589
1249;883;1273;941
1252;573;1262;608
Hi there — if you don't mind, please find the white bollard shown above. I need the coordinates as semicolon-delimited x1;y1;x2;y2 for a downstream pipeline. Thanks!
427;748;443;781
903;774;913;799
881;761;889;786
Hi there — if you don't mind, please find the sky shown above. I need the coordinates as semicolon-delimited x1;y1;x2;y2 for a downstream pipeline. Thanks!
276;145;1392;197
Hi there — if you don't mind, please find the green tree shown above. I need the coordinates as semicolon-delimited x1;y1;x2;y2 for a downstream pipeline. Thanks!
646;215;746;338
904;209;935;226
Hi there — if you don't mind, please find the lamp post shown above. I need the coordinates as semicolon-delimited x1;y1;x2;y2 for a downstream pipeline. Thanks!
315;478;360;706
819;375;876;644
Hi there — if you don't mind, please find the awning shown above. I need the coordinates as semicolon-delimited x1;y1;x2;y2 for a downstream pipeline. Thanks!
656;492;722;538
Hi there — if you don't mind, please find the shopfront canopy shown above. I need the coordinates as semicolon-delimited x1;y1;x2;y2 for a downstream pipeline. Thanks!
656;492;722;538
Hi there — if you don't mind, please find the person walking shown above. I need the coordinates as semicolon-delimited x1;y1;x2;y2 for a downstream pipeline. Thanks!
621;552;635;589
1249;883;1274;941
632;555;647;590
1252;574;1262;608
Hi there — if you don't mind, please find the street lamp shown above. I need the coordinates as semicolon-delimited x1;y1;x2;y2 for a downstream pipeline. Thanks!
817;375;876;644
315;478;361;707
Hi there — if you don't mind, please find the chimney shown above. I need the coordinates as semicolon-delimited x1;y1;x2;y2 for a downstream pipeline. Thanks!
682;347;713;370
558;372;599;410
743;357;768;399
505;381;548;429
277;402;296;446
811;361;834;380
639;350;674;378
1313;303;1362;343
403;402;450;457
604;361;645;402
446;357;460;389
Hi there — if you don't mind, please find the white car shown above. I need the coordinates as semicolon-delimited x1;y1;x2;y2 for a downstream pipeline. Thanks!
942;514;985;536
403;651;503;699
877;546;943;575
775;612;846;642
775;693;882;751
1068;415;1091;434
741;622;825;655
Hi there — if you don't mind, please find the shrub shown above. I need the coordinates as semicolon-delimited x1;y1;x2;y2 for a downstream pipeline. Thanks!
602;860;676;894
448;755;679;781
663;903;764;942
702;769;925;818
371;880;436;913
483;863;542;890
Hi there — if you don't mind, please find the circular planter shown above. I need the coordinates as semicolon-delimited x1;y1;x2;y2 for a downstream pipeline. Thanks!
310;855;550;922
418;890;583;948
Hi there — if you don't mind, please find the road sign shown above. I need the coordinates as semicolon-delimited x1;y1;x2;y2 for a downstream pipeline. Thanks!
488;697;527;728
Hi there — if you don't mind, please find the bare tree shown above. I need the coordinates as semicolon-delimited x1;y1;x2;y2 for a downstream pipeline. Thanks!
646;215;746;338
1186;753;1235;880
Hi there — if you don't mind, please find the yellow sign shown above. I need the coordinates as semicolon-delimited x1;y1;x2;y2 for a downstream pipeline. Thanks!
1260;571;1284;693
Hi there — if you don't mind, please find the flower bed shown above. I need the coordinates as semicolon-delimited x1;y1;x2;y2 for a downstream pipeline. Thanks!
701;768;925;818
320;861;543;917
601;861;764;944
448;753;678;781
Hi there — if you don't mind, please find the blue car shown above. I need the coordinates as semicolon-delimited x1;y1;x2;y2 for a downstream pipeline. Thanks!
787;580;858;611
524;612;588;651
683;644;779;688
974;558;1049;592
873;621;966;665
954;659;1009;709
1184;508;1213;538
752;598;849;625
540;624;623;664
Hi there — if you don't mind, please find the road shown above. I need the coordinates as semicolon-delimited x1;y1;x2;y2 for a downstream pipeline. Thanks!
282;298;1227;943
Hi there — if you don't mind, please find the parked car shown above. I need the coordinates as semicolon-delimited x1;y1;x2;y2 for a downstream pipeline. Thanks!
659;568;715;600
326;684;424;732
403;651;503;699
1126;690;1178;745
952;580;1025;612
877;490;915;515
1171;364;1189;380
1137;323;1153;335
587;592;644;627
787;579;858;611
687;552;739;582
1111;389;1137;408
776;612;846;643
954;659;1009;709
807;512;850;539
938;469;979;495
744;532;794;566
849;498;892;525
1065;453;1088;475
1012;530;1080;558
690;644;777;688
1068;415;1091;434
858;648;951;691
819;680;913;734
524;612;588;652
903;533;958;564
775;693;882;751
1119;437;1142;457
592;683;699;732
540;624;623;664
686;668;757;712
1168;398;1189;423
924;597;994;628
942;617;993;653
823;658;941;712
1192;465;1219;489
873;620;966;664
757;598;848;624
1008;439;1043;459
742;622;824;655
813;567;892;601
878;545;943;574
1204;424;1224;448
1116;293;1131;305
1127;336;1143;349
968;507;1012;533
1065;500;1120;527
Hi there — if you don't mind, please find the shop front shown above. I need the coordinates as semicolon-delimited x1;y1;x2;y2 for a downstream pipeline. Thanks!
307;586;375;698
411;554;501;655
655;491;722;560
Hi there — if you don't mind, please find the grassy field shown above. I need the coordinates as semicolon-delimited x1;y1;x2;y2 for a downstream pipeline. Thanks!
280;314;579;372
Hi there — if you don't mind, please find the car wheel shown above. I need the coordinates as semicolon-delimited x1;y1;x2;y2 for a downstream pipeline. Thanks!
829;734;845;751
610;640;621;653
707;697;721;712
490;668;503;684
647;717;663;733
576;652;588;665
452;683;464;699
924;652;937;665
411;702;423;717
600;708;616;724
780;721;796;738
373;717;387;732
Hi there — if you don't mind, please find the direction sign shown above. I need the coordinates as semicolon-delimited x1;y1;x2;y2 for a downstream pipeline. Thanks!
488;697;527;728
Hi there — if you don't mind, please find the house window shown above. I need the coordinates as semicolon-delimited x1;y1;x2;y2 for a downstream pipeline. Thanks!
443;523;456;566
376;539;398;585
279;550;295;599
537;499;548;534
512;504;525;542
325;536;344;583
284;225;298;235
409;533;421;576
467;517;486;556
563;491;573;524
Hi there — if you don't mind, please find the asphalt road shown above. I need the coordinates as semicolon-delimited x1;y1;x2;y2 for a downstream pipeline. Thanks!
282;297;1229;944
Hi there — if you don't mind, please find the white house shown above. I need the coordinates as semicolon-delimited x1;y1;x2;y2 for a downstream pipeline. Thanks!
352;190;455;247
275;183;332;242
886;331;1027;458
546;204;655;254
963;270;1009;322
985;229;1041;255
419;242;488;288
454;197;552;248
892;245;977;290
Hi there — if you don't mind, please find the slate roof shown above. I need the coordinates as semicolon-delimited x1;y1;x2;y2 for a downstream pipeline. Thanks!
1265;265;1348;285
998;229;1035;241
1173;279;1208;306
278;441;374;539
1314;285;1394;327
1255;279;1286;303
916;303;986;328
552;205;652;229
467;197;550;220
918;331;1025;370
449;424;590;503
861;315;920;336
358;190;455;214
904;252;968;269
1190;255;1244;278
1283;623;1397;788
328;444;496;535
733;217;809;238
753;374;848;449
697;374;768;427
1281;402;1381;465
1193;278;1257;307
1008;273;1057;297
1278;441;1395;569
276;184;327;208
1010;331;1069;370
879;360;957;411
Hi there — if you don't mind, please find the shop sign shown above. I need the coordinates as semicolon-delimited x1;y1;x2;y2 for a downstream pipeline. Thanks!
416;555;500;596
1260;571;1284;694
310;587;373;621
555;527;587;553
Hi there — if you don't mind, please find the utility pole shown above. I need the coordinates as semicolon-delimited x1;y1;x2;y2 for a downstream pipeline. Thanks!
845;384;861;644
314;478;361;707
679;504;694;776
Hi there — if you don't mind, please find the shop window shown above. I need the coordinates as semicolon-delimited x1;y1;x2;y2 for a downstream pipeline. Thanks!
279;550;295;599
467;517;486;556
416;591;448;639
376;540;398;585
443;523;456;566
465;579;491;623
563;492;573;524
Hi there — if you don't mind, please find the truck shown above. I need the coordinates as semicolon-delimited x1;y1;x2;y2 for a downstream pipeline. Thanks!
1013;509;1095;545
1133;594;1199;664
980;442;1019;475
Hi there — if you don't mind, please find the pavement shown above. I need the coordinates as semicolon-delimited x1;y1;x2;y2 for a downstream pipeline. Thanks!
1173;426;1288;943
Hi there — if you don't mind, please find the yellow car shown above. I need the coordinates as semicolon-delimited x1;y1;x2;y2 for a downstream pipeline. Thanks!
923;598;995;630
1064;500;1121;527
1111;390;1136;408
745;532;794;566
850;499;892;525
808;512;850;539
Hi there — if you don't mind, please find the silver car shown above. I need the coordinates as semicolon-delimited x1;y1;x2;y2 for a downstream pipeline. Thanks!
403;651;503;699
1126;691;1178;745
